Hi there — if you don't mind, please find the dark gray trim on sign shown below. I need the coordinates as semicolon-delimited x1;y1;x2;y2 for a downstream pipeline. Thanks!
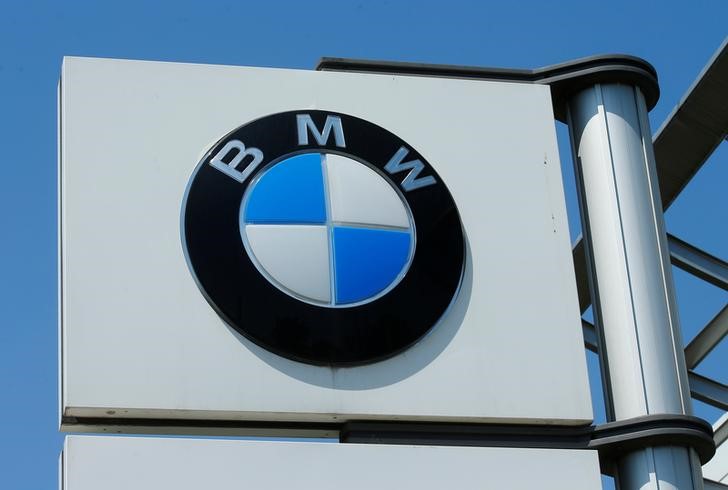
316;54;660;123
63;413;716;475
340;414;714;475
61;416;341;438
339;420;593;449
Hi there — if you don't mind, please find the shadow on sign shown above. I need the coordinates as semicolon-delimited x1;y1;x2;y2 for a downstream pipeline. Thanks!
225;237;472;390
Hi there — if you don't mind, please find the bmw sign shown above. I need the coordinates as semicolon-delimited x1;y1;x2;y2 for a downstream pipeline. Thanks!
182;110;465;365
62;58;592;426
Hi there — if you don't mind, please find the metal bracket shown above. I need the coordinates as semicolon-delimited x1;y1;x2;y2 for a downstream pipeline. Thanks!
590;414;716;475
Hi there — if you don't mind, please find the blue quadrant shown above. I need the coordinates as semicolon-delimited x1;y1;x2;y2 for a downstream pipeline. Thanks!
244;153;326;224
333;226;411;304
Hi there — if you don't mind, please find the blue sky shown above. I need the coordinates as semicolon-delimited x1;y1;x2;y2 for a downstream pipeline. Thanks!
0;1;726;488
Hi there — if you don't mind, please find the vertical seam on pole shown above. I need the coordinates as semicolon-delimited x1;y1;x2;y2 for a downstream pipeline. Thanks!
597;83;651;415
633;86;689;415
689;448;703;488
567;103;615;421
645;446;659;488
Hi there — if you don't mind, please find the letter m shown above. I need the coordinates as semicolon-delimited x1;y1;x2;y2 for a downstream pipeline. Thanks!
297;114;346;148
384;147;436;192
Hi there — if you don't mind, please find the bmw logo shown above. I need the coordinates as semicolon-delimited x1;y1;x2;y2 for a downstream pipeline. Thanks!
182;110;464;365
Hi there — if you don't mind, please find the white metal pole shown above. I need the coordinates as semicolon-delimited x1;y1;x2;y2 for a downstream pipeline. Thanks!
566;83;704;490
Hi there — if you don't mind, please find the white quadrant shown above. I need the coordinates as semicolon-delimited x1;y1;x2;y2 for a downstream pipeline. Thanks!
325;154;410;228
244;225;331;303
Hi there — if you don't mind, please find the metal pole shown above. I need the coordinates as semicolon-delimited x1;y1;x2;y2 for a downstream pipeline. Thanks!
566;83;704;489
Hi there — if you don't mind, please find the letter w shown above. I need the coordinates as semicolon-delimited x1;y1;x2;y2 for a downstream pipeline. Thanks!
384;147;436;191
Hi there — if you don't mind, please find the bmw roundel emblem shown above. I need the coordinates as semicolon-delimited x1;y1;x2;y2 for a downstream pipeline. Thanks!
182;110;464;365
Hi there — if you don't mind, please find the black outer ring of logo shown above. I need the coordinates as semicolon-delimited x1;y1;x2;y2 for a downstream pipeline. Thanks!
182;110;465;366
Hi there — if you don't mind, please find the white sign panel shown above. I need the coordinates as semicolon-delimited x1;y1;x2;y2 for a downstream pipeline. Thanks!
60;57;591;427
61;436;602;490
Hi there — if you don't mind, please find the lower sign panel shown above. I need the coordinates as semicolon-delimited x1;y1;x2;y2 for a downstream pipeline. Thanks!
62;436;602;490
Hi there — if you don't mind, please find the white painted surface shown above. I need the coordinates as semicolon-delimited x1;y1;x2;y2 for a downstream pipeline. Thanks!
60;57;591;426
245;224;330;303
325;153;410;228
62;436;602;490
